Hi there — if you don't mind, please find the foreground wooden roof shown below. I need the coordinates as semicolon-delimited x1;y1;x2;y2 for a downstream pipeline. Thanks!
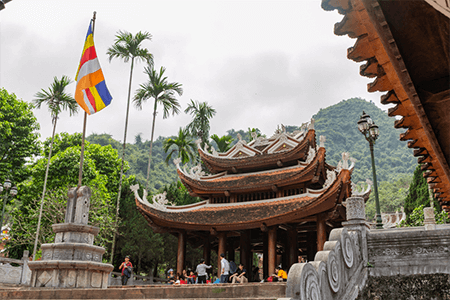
322;0;450;211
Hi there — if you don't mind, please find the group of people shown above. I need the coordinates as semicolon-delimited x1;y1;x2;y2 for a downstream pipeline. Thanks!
119;254;288;286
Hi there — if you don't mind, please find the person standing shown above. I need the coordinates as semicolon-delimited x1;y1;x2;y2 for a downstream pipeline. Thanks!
196;259;212;284
219;253;230;283
119;256;133;285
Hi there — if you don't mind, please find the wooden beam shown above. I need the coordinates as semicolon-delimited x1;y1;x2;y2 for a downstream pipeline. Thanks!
317;214;327;251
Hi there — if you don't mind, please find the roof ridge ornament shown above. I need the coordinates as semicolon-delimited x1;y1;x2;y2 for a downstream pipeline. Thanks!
336;152;356;173
190;164;206;179
319;135;326;148
173;157;182;168
304;146;316;164
351;179;372;197
308;118;315;130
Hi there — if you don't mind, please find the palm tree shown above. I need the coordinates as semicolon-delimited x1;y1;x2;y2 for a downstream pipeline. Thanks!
107;30;153;264
163;127;196;165
32;75;78;260
185;100;216;149
134;66;183;191
210;134;233;153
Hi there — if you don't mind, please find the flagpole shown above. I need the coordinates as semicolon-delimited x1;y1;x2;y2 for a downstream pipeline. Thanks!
77;11;96;188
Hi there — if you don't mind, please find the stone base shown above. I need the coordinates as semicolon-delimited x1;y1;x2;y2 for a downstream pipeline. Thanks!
28;260;113;289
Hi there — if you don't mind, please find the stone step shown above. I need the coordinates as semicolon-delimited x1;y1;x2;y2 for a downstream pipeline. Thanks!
0;282;287;299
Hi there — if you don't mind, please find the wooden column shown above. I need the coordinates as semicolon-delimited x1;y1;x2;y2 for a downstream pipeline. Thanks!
217;232;227;278
203;237;211;265
287;226;298;270
268;226;277;276
227;240;235;262
240;230;251;281
306;231;317;262
263;232;268;279
317;214;327;252
177;231;186;275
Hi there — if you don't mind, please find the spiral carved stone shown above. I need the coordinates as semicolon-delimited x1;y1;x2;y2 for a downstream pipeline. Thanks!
341;228;354;268
300;263;322;300
327;245;341;293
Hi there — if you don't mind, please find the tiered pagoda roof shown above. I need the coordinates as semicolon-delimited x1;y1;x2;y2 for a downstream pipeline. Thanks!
133;123;364;233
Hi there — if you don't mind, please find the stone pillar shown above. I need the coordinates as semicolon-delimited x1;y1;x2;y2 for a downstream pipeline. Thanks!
263;232;268;279
424;207;437;230
287;227;298;270
268;226;277;276
177;231;186;276
316;214;327;251
217;232;226;278
240;230;251;281
203;237;211;265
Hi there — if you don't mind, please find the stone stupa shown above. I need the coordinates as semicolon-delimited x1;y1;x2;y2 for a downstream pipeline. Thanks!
28;186;113;288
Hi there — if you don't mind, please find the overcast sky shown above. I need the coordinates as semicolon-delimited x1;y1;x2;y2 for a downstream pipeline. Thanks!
0;0;385;143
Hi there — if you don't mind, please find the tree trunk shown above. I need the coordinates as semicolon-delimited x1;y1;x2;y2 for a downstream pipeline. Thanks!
110;57;135;264
145;96;158;191
32;116;58;261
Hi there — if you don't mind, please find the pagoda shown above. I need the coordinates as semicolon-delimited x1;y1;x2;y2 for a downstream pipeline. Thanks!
132;120;364;279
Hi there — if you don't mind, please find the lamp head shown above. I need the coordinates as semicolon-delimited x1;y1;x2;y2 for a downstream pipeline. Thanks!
3;179;11;190
369;124;380;140
10;186;18;197
357;111;371;133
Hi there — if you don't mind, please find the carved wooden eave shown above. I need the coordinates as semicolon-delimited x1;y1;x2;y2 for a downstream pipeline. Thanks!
134;169;352;232
198;129;316;174
178;147;327;197
322;0;450;210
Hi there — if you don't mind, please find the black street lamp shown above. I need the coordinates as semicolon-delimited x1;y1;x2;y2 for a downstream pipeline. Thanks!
0;179;18;232
357;111;383;229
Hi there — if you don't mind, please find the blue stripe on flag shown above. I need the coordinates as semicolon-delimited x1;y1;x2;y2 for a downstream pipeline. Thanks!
95;80;112;106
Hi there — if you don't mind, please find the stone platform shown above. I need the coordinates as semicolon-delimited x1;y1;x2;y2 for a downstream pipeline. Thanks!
0;282;286;299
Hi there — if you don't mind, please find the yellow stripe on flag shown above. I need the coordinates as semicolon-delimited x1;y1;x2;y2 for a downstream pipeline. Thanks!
89;86;106;111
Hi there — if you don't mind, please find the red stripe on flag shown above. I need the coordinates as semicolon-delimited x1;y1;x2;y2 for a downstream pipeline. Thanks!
78;46;98;71
84;88;98;113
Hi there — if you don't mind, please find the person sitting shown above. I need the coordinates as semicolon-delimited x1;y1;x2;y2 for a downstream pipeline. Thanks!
230;263;248;283
187;271;196;284
167;269;175;284
273;267;288;282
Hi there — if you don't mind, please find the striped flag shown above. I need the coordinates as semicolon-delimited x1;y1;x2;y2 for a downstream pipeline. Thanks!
75;21;112;115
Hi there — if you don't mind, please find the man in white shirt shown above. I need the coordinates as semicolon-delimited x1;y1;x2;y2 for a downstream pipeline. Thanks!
220;253;230;283
195;259;212;284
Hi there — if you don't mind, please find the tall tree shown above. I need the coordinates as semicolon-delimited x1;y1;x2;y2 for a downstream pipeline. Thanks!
185;100;216;149
107;30;153;263
210;134;233;153
31;75;78;260
133;66;183;191
0;88;40;183
163;127;196;165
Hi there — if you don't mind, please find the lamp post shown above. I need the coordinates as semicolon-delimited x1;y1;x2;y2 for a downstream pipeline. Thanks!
357;111;383;229
0;179;18;232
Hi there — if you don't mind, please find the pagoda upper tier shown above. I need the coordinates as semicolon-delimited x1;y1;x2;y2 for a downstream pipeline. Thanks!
199;124;316;174
178;146;330;200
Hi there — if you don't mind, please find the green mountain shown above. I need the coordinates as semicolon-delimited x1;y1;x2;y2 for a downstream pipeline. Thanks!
312;98;415;183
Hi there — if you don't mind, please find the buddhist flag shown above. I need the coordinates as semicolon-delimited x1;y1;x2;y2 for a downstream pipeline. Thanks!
75;21;112;115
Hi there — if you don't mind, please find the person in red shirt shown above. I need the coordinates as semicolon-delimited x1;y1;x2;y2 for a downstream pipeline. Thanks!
119;256;133;285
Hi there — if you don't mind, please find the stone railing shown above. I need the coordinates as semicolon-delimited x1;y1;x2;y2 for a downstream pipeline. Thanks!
109;271;169;286
0;250;31;285
286;197;368;300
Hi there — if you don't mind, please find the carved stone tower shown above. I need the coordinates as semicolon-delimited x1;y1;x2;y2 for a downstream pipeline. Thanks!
28;186;113;288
